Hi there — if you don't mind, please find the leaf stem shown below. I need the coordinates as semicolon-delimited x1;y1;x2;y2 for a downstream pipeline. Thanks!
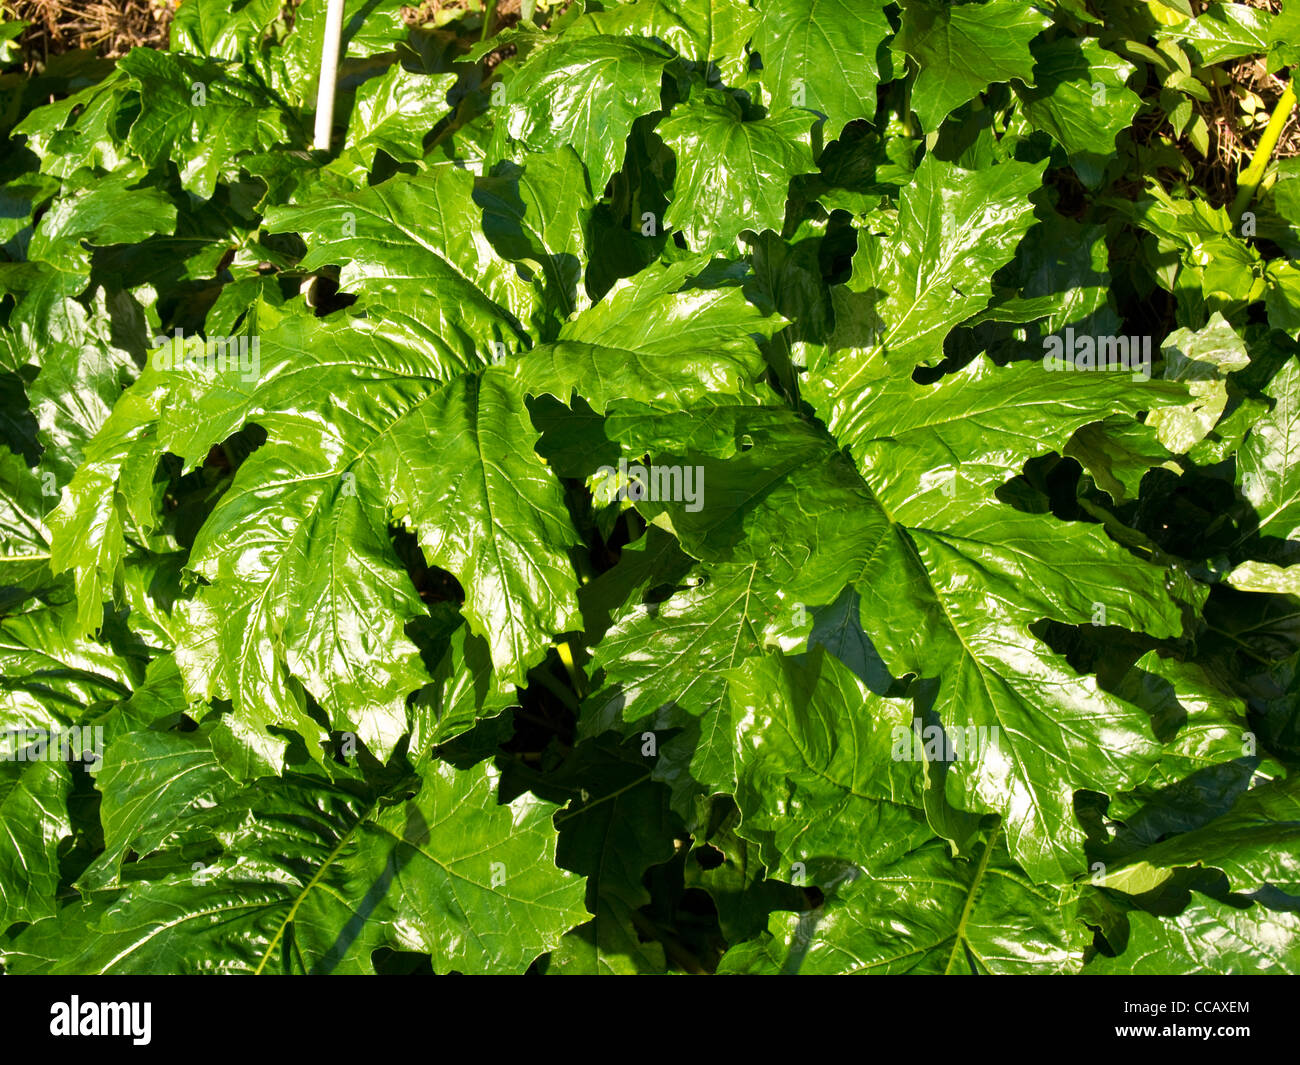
1202;623;1275;667
532;667;579;713
312;0;347;151
1230;77;1297;223
555;639;585;699
942;817;1000;976
254;803;374;974
901;63;918;139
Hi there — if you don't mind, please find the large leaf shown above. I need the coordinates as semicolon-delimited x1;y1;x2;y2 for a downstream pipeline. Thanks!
515;256;779;410
492;35;674;192
4;747;587;974
1147;312;1251;454
277;0;411;107
0;760;72;931
1086;896;1300;975
719;833;1087;974
338;66;457;177
1154;2;1275;65
1098;777;1300;895
119;49;295;200
262;163;533;357
1240;357;1300;544
895;0;1050;131
727;648;932;880
1015;37;1142;189
752;0;894;139
534;737;677;975
818;154;1046;371
51;308;582;771
571;0;758;83
659;90;815;255
169;0;285;61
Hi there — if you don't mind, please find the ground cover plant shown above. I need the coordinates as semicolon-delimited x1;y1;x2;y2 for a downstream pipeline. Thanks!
0;0;1298;976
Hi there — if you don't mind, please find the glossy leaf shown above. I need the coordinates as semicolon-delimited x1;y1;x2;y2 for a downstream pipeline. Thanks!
1240;357;1300;544
752;0;893;139
5;750;586;974
659;90;815;255
1087;896;1300;974
719;833;1087;974
895;0;1050;131
1015;37;1141;189
119;49;295;200
492;35;674;192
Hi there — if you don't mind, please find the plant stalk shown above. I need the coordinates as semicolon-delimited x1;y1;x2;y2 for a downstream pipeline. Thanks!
1230;77;1297;223
312;0;347;150
555;639;585;699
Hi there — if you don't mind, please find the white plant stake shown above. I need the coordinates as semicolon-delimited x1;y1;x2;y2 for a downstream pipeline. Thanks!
313;0;347;150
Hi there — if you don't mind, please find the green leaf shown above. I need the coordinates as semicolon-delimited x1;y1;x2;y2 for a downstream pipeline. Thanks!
26;172;177;282
801;342;1198;881
13;74;136;180
1086;896;1300;974
1147;312;1250;454
727;648;931;881
587;559;792;807
370;367;584;689
337;66;457;177
1154;2;1275;65
20;287;155;486
515;256;778;411
492;35;674;193
719;832;1087;974
571;0;759;84
1269;0;1300;68
895;0;1051;131
277;0;411;108
659;90;815;255
539;736;677;974
1066;417;1174;504
263;163;532;356
1226;560;1300;595
752;0;894;139
6;0;1292;979
0;446;57;610
46;366;168;638
319;758;588;974
408;612;516;758
119;49;295;200
0;760;73;931
1015;37;1141;189
1097;652;1260;857
820;154;1046;370
0;600;137;731
53;308;582;768
1265;260;1300;333
5;755;588;974
1240;357;1300;544
170;0;285;61
475;146;594;329
79;726;236;890
1100;777;1300;894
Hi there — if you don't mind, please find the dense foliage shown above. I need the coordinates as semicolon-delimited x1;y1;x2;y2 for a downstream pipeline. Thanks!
0;0;1298;975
